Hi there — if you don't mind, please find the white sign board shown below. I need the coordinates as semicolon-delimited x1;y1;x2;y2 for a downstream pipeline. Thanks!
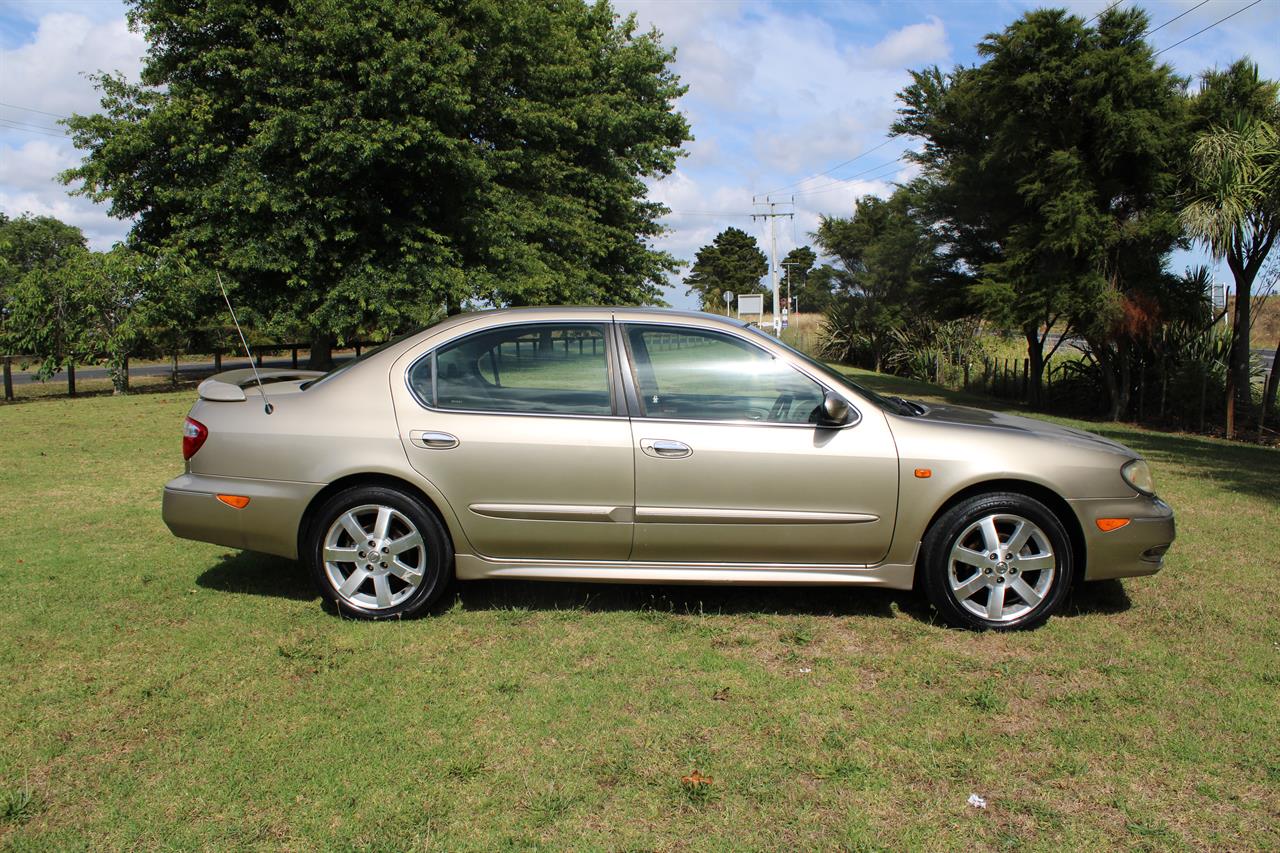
737;293;764;318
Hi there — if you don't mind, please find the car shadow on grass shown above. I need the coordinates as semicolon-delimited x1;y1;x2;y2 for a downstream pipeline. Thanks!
196;550;317;601
196;550;1132;624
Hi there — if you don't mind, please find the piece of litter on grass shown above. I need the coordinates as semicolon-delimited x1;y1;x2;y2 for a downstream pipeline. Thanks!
798;667;812;674
967;793;987;809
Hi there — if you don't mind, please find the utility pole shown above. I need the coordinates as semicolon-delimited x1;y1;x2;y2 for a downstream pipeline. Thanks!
781;261;803;317
752;198;794;336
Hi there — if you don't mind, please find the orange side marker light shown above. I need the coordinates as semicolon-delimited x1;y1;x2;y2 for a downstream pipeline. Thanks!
1096;517;1130;532
216;494;251;509
914;468;932;479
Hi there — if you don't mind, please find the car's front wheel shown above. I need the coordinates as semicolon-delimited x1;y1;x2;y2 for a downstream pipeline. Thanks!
305;485;453;619
920;492;1075;631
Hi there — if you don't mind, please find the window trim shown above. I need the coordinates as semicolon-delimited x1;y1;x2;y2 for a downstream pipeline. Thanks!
615;321;862;429
404;321;622;419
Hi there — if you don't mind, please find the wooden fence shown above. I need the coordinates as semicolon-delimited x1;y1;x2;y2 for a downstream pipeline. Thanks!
2;341;371;401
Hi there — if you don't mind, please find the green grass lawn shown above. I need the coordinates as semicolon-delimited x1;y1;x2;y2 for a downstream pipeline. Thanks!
1;371;1278;850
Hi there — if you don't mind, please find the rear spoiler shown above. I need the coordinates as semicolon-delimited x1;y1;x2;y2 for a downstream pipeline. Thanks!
197;368;325;402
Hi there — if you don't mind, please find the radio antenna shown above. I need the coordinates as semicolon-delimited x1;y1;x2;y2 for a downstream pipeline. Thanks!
216;271;273;415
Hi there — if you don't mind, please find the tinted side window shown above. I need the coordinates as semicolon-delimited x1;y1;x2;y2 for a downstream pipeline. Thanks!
408;324;611;416
623;326;824;423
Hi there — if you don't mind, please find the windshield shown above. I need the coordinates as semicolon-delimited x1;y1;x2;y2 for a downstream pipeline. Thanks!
745;326;914;416
300;332;418;390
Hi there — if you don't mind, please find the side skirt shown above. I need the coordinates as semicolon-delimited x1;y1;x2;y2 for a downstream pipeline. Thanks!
453;552;918;590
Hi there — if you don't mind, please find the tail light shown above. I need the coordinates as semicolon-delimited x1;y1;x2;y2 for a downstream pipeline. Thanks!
183;416;208;460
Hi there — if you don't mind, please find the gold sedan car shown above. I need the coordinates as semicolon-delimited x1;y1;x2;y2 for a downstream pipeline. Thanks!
163;308;1174;630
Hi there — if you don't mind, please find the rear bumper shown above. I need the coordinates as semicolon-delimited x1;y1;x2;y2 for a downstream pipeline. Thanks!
1071;495;1176;581
162;473;323;560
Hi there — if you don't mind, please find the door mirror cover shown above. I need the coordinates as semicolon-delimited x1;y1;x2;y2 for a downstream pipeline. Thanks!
820;391;851;426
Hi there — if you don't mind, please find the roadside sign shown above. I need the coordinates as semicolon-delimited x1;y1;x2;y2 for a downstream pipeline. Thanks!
781;308;789;329
737;293;764;318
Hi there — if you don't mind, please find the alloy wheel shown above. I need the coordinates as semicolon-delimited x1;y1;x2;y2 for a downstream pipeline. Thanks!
947;512;1057;623
322;504;427;610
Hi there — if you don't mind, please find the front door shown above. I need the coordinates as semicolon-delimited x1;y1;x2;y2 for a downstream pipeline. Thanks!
620;323;898;565
394;321;633;561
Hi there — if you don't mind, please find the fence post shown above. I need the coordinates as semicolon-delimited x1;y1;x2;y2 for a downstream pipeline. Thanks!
291;347;299;369
171;349;179;384
255;347;263;368
963;360;970;389
1022;359;1029;398
3;356;12;401
214;349;222;371
355;341;362;357
122;356;129;392
67;361;76;397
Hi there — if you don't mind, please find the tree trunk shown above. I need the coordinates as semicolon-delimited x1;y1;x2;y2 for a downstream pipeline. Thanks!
1023;326;1045;407
308;332;335;370
109;356;129;395
1095;343;1130;421
1224;255;1255;438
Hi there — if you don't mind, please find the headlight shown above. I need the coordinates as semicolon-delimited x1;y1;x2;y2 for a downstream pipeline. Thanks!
1121;459;1155;495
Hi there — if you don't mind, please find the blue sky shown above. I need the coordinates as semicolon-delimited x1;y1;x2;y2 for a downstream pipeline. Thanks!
2;0;1277;310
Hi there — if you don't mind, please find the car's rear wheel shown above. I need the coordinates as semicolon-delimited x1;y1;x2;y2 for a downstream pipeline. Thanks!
306;485;452;619
920;492;1074;631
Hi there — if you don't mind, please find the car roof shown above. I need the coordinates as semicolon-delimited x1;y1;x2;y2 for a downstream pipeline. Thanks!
314;306;758;391
461;305;749;325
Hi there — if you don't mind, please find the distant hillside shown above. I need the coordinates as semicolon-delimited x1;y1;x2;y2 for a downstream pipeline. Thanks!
1227;295;1279;350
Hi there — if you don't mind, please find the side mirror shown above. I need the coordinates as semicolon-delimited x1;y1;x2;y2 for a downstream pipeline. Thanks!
820;391;850;426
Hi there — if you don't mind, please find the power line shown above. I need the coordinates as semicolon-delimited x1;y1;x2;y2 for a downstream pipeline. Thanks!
0;119;68;139
663;210;755;217
1153;0;1264;56
788;154;909;198
760;137;895;196
1084;0;1126;26
0;101;70;120
0;116;66;134
1142;0;1211;37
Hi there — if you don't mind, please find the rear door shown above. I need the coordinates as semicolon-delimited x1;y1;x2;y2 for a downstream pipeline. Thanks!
619;322;898;565
392;321;634;561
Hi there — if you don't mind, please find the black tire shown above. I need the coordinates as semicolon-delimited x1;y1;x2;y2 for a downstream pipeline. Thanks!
920;492;1075;631
305;485;453;620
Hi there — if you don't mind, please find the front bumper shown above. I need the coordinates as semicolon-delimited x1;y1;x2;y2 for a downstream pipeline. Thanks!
162;473;324;560
1071;495;1176;581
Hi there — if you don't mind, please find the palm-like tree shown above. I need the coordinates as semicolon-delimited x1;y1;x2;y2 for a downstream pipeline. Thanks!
1181;115;1280;437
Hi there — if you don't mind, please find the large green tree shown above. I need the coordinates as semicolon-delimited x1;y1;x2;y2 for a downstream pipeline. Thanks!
779;245;824;313
5;244;150;393
0;214;88;339
894;7;1187;415
816;189;945;372
1182;60;1280;437
62;0;691;367
683;227;768;312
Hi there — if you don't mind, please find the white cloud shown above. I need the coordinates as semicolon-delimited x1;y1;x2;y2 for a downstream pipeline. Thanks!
0;10;143;248
864;16;949;69
0;12;145;117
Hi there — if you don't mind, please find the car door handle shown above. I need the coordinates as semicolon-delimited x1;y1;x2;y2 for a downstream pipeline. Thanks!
409;430;459;450
640;438;692;459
